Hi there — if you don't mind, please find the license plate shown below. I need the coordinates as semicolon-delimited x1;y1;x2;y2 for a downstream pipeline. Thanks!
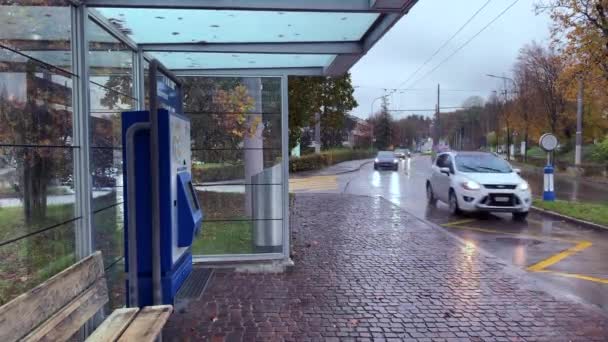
494;196;510;202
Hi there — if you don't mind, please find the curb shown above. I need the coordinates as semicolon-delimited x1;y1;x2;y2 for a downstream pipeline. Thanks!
329;160;373;176
530;206;608;231
293;159;373;177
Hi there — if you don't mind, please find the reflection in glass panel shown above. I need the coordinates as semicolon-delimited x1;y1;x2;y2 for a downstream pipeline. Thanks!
90;148;123;212
97;8;379;43
143;59;150;109
151;52;335;70
104;259;125;311
93;207;124;272
191;149;282;184
185;76;284;256
189;114;281;150
90;111;123;148
0;2;72;72
0;220;75;305
184;76;282;149
0;47;74;145
0;146;76;244
196;184;283;221
90;82;136;114
87;18;134;96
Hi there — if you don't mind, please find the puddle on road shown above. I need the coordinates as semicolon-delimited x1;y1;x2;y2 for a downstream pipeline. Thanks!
495;237;543;246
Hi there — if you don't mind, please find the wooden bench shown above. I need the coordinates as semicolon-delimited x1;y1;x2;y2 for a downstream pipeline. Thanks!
0;251;173;342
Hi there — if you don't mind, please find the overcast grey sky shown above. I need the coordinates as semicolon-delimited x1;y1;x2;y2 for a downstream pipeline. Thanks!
350;0;552;119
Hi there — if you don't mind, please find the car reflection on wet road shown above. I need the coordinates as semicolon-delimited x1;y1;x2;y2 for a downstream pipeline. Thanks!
296;155;608;312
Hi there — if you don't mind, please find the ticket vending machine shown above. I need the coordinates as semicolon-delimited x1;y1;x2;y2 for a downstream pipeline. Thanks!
122;61;202;307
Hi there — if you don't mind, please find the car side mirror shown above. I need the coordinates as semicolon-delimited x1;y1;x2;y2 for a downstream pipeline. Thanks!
513;168;521;174
439;167;451;176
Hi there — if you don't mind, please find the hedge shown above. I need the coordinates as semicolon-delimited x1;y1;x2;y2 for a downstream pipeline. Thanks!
513;155;607;177
191;149;376;182
192;163;244;183
289;149;376;172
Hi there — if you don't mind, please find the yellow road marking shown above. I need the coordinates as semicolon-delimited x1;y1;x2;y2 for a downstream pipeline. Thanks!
290;175;337;182
526;241;593;272
539;271;608;284
443;219;477;227
289;176;338;191
445;223;575;243
445;221;608;284
445;224;565;242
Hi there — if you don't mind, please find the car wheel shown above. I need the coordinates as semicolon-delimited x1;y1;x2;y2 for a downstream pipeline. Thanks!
512;212;528;221
426;183;437;205
449;190;462;216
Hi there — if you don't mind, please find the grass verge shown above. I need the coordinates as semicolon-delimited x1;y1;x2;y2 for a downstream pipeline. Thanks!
533;199;608;227
192;220;253;255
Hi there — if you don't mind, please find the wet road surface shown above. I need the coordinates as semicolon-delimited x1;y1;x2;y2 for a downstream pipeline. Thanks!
522;169;608;204
293;155;608;312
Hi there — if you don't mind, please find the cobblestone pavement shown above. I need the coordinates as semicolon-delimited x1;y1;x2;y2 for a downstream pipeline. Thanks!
164;194;608;341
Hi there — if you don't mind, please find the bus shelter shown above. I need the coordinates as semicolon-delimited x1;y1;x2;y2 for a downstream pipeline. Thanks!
0;0;417;309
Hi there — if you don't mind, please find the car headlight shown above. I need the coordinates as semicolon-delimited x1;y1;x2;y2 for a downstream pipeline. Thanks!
393;159;399;163
519;181;529;191
461;180;481;191
375;158;379;163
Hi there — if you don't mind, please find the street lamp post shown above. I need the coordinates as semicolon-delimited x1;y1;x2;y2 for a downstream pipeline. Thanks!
370;95;386;117
487;74;517;160
370;94;387;150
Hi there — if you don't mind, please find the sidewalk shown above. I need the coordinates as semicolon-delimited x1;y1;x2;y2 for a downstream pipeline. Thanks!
292;159;373;177
164;193;608;341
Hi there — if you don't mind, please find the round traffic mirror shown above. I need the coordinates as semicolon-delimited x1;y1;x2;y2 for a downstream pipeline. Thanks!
539;133;558;152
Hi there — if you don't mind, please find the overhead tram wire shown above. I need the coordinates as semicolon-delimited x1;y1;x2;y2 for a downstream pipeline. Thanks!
407;0;521;89
387;0;494;97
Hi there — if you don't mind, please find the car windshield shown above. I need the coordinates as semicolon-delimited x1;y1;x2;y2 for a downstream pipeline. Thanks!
455;154;512;173
378;151;394;158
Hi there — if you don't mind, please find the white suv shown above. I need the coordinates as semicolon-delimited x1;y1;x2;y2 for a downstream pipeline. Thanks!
426;151;532;220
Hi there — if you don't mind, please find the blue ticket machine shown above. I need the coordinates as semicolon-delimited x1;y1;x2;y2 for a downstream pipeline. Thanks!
122;108;203;306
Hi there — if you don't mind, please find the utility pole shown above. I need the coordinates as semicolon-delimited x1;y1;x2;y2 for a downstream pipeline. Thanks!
575;77;584;166
435;84;440;148
314;112;321;154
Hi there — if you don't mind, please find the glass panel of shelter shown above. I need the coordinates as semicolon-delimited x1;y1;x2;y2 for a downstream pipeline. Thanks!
0;0;78;306
182;76;284;256
95;8;379;43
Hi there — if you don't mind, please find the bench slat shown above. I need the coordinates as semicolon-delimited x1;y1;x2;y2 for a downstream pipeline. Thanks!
22;277;108;342
85;308;139;342
0;251;105;342
117;305;173;342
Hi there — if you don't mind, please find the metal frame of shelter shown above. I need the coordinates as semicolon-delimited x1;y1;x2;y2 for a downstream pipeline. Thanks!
66;0;418;263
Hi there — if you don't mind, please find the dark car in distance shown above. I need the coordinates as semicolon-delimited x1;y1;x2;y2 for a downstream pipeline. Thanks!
374;151;399;171
394;148;411;159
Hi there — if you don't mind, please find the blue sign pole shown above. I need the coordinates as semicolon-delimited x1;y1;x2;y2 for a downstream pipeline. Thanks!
543;163;555;201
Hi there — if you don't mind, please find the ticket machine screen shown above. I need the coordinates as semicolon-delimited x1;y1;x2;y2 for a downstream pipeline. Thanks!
185;181;199;210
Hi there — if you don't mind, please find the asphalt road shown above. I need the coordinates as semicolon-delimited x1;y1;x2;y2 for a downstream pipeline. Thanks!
293;155;608;312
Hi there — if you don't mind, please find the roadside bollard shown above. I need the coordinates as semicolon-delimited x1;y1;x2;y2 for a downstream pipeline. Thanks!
543;165;555;201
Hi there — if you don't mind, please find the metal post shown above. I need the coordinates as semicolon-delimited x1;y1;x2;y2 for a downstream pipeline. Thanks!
575;78;584;167
71;4;92;260
125;122;150;308
148;61;162;305
314;112;321;154
436;84;440;147
134;47;145;110
281;75;290;261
